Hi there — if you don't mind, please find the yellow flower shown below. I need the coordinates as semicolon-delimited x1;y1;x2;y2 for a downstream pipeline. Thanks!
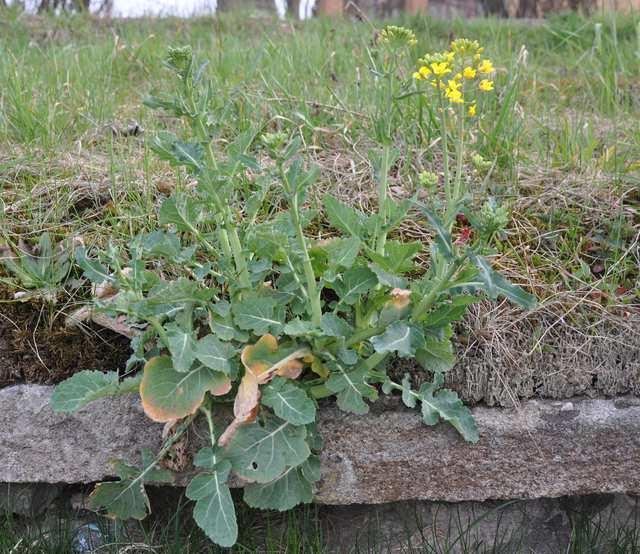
478;59;495;74
454;72;463;81
445;84;463;104
463;66;477;79
447;79;461;90
413;71;422;80
430;62;451;77
419;66;431;78
468;103;477;116
446;51;455;62
479;79;494;91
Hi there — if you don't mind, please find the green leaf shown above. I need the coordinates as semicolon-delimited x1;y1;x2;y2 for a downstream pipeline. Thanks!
325;363;377;414
400;374;417;408
369;263;407;289
76;247;113;284
421;296;476;328
232;296;284;335
262;377;316;425
140;357;229;422
195;335;235;374
320;313;353;338
332;266;378;305
150;132;204;172
165;324;198;372
51;371;141;413
370;321;425;358
468;252;537;310
193;447;222;469
283;319;319;337
323;196;366;239
226;417;310;483
90;480;149;520
323;238;361;270
159;195;201;232
243;466;313;511
89;453;172;521
415;337;455;373
188;461;238;548
210;313;247;342
413;202;454;260
370;241;423;274
419;376;479;443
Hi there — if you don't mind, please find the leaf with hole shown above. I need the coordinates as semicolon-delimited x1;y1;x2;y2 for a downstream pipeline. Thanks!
226;417;310;483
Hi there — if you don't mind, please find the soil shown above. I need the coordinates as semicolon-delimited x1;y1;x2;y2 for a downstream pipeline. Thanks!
0;295;131;388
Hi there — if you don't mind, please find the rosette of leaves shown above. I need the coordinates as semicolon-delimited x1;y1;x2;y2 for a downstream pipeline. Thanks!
52;45;536;548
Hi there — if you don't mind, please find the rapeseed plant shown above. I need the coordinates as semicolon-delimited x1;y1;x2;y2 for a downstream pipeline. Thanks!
412;39;497;224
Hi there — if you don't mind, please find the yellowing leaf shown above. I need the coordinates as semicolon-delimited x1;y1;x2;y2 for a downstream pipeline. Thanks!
140;357;229;423
218;335;310;446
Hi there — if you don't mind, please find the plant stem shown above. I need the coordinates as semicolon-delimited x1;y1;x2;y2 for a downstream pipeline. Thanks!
410;256;463;322
280;164;322;326
437;86;451;206
148;317;169;348
187;84;250;288
448;102;465;225
290;193;322;326
345;325;385;347
374;145;392;255
225;220;251;289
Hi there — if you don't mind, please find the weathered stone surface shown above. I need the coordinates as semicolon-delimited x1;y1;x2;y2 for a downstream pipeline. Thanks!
2;385;640;507
0;385;164;484
316;397;640;504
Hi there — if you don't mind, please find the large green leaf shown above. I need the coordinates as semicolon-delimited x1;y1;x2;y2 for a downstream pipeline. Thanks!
468;252;537;310
52;371;141;413
368;263;407;289
415;337;455;373
325;363;377;414
159;195;201;232
90;480;149;520
226;417;310;483
369;241;423;274
261;377;316;425
320;313;353;338
370;321;425;358
419;376;479;443
140;357;229;422
89;451;172;520
232;296;284;335
322;237;361;270
165;324;198;372
187;461;238;548
332;266;378;305
195;335;235;374
323;196;367;238
243;465;314;511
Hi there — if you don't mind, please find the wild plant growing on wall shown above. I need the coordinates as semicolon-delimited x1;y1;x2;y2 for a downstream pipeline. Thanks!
52;32;535;548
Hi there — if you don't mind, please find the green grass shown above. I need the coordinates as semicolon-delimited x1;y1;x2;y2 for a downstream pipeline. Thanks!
1;7;637;315
2;496;639;553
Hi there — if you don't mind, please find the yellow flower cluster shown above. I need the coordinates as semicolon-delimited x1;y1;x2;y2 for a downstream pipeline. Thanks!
413;38;496;113
377;25;418;48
